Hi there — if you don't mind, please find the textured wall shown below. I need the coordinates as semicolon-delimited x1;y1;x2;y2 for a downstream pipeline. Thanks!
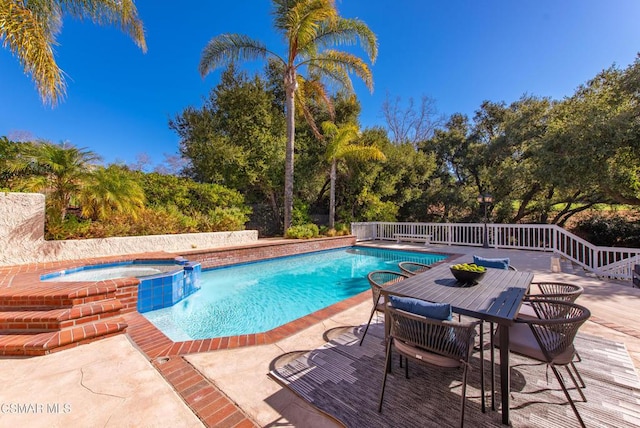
0;192;46;265
0;192;258;266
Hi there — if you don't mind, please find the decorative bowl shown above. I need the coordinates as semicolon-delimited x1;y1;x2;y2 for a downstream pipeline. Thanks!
450;266;486;285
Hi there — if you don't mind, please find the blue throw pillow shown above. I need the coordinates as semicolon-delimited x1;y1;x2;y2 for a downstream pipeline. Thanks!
388;295;452;321
473;255;510;270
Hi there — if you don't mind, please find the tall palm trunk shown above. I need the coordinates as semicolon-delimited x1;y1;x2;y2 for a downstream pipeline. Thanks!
283;67;297;232
329;159;337;229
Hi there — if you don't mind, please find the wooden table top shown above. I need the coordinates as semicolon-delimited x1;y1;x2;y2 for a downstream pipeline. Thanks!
382;263;534;325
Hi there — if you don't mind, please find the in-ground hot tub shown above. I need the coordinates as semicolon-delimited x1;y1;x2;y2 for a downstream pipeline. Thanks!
41;259;202;313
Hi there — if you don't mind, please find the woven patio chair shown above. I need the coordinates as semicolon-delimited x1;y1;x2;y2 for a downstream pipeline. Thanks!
379;305;480;428
359;270;410;346
526;281;584;301
519;282;584;319
497;299;591;428
398;261;433;276
519;281;587;371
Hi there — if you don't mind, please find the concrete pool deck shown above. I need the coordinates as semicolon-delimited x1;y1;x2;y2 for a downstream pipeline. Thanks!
1;241;640;427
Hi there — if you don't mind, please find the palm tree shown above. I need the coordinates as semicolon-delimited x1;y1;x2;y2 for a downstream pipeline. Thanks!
79;165;145;221
321;121;385;228
20;142;100;222
199;0;377;231
0;0;146;105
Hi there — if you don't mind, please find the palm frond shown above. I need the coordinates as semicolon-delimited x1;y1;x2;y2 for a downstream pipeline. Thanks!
272;0;303;32
299;100;323;139
299;75;335;117
322;121;359;160
305;50;374;92
304;60;352;92
1;0;146;105
199;34;280;77
312;18;378;63
56;0;147;52
0;2;65;104
286;0;337;54
79;165;145;220
293;76;326;139
338;144;386;162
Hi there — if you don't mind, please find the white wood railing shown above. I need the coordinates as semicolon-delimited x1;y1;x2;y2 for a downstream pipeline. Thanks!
351;222;640;281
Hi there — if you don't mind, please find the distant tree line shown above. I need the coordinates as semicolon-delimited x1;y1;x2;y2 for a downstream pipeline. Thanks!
171;56;639;240
2;57;638;245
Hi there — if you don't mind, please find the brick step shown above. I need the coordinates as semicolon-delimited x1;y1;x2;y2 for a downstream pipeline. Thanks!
0;319;128;356
0;283;119;308
0;300;123;332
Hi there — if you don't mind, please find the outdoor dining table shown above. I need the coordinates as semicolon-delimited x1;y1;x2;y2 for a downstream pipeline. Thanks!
381;262;534;425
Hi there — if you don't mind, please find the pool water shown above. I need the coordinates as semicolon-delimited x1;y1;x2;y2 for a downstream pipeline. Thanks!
143;246;447;341
42;262;184;282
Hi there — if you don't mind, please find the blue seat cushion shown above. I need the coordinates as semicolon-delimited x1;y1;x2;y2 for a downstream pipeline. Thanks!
473;255;510;270
388;295;452;321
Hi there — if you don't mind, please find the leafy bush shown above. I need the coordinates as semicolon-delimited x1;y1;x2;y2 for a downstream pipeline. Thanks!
205;207;250;231
335;223;351;236
42;169;251;239
136;172;245;211
291;199;311;226
356;189;398;222
285;223;320;239
46;204;250;240
45;214;92;240
571;214;640;247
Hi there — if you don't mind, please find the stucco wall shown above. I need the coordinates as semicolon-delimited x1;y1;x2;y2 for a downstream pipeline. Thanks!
1;192;46;265
0;192;258;266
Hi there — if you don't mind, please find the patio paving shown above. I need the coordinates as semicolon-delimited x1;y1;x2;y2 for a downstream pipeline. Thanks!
1;241;639;427
0;334;202;428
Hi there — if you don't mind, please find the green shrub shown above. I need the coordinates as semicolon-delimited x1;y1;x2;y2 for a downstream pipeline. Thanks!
206;207;250;231
335;222;351;236
44;170;252;239
291;199;311;226
285;223;320;239
571;214;640;247
45;215;92;240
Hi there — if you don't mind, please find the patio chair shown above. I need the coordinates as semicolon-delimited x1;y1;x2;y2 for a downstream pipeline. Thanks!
398;261;433;276
359;270;410;346
519;281;583;318
519;281;587;372
496;299;591;428
379;303;480;428
527;281;584;302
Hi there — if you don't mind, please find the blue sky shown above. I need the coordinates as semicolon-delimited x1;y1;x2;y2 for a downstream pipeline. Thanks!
1;0;639;167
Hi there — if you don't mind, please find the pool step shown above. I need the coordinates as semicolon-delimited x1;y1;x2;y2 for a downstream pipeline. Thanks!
0;281;129;355
0;319;128;356
0;300;124;333
0;283;118;308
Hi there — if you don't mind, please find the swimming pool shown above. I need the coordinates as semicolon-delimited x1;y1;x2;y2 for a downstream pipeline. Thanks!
143;246;447;341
